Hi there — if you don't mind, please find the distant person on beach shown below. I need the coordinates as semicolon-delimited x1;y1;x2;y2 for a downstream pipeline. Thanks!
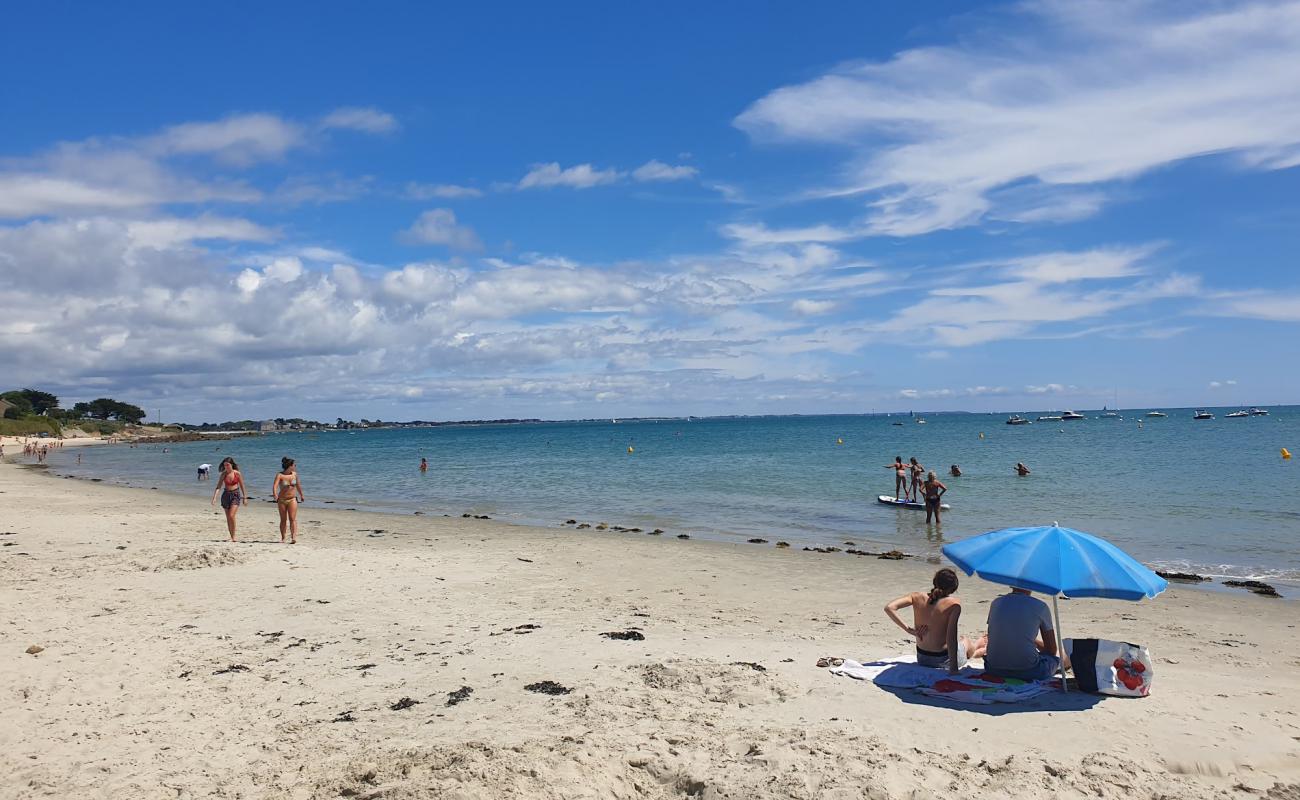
1015;462;1031;476
909;457;925;502
981;587;1059;681
922;471;947;524
197;463;211;480
419;457;428;473
272;457;305;544
211;457;248;542
883;568;979;674
885;456;908;500
949;464;961;477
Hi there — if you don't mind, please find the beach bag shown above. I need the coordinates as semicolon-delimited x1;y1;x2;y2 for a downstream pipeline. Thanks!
1064;638;1153;697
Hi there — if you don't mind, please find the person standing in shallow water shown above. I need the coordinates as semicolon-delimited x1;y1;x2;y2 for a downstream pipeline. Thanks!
922;471;947;525
211;457;248;542
273;457;305;544
884;456;907;500
419;457;428;473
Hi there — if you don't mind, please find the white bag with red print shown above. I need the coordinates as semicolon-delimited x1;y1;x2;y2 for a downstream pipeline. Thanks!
1063;638;1153;697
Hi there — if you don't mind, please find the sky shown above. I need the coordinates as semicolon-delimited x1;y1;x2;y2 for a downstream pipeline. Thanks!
2;1;1299;423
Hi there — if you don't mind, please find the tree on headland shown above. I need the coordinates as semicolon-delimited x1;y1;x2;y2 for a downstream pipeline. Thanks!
0;388;58;416
69;398;147;424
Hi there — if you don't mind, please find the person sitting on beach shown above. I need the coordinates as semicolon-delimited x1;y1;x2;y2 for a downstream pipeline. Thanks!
884;456;908;500
272;457;305;544
884;568;978;674
210;457;248;543
922;471;947;524
1015;462;1031;476
981;587;1060;681
949;464;961;477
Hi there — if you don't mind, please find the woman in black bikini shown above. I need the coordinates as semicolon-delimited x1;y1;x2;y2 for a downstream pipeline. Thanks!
210;457;248;542
922;470;947;524
272;457;305;544
883;568;978;674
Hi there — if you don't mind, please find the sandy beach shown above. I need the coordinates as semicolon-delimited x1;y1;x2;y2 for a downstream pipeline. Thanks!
2;459;1298;799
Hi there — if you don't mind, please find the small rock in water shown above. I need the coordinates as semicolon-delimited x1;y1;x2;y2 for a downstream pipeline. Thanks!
462;513;473;518
629;528;643;533
747;538;768;544
576;523;591;530
775;542;790;548
877;550;906;560
601;630;645;641
844;541;856;546
652;528;664;534
1155;570;1211;583
446;686;474;706
676;534;690;540
524;680;572;695
25;645;44;655
564;519;577;525
595;523;608;530
1223;579;1281;597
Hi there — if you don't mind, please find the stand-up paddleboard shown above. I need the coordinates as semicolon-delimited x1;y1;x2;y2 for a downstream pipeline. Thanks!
877;495;950;511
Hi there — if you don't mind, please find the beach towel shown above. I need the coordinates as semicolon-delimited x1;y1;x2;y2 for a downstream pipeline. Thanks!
829;656;1056;705
1064;638;1153;697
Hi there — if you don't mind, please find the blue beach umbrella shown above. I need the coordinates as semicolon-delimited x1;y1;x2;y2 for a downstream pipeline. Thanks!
942;523;1167;690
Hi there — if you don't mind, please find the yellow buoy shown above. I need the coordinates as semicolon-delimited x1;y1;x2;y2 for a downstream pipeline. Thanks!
627;446;634;454
836;438;844;445
1283;448;1292;460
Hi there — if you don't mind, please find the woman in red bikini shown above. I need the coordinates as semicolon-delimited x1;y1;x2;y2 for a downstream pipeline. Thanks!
210;457;249;542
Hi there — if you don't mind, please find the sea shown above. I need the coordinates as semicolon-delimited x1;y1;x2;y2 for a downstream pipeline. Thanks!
45;407;1300;587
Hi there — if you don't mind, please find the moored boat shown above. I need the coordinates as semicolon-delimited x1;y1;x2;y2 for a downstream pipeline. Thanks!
1037;415;1062;421
1225;410;1249;418
1061;410;1085;421
1249;407;1269;416
1006;415;1031;425
1193;410;1214;420
1145;411;1167;417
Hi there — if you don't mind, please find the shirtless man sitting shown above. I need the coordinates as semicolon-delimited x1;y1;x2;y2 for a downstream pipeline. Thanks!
884;568;979;674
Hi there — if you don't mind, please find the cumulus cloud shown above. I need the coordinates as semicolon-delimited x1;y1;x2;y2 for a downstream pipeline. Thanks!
319;107;399;134
517;162;622;190
405;182;484;200
1208;379;1238;389
790;298;837;316
147;113;307;166
632;160;698;182
401;209;483;251
735;0;1300;236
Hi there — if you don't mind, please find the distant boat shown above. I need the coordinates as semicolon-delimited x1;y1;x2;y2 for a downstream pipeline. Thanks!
1145;411;1167;418
1037;415;1062;421
915;418;927;425
1249;407;1269;416
1225;410;1250;418
1193;410;1214;420
1061;411;1085;421
891;421;904;426
1098;405;1120;419
1006;415;1032;425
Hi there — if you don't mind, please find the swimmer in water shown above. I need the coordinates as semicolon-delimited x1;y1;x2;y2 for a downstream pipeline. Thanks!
884;456;907;500
1015;462;1031;476
949;464;961;477
419;457;428;473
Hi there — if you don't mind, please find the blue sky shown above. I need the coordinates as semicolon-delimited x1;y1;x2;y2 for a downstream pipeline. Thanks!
2;1;1298;422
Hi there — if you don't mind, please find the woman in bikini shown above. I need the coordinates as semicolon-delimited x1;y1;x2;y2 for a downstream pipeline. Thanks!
210;457;248;542
908;457;926;503
884;456;908;500
884;568;979;674
272;456;305;544
922;470;947;524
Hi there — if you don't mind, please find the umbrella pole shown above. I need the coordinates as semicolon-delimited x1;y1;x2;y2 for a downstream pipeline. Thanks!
1052;594;1068;693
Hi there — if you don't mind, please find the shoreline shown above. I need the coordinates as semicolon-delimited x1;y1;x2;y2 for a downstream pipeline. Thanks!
33;444;1297;600
3;459;1299;797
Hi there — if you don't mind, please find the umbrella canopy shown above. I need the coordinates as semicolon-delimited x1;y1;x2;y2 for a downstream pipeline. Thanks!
942;524;1168;601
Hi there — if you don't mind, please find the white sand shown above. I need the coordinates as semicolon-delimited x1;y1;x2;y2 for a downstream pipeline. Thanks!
2;460;1298;799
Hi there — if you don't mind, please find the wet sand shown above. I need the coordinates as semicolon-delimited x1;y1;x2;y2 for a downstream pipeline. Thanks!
2;461;1298;799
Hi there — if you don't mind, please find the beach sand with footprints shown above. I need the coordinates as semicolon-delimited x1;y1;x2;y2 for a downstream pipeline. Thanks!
2;461;1298;798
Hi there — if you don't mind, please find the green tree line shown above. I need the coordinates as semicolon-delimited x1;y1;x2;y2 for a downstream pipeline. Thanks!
1;388;147;424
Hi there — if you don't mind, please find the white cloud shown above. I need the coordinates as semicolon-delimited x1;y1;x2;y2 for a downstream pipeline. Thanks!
401;209;483;251
1210;291;1300;322
790;298;837;316
125;215;277;250
147;113;306;166
319;107;399;134
632;160;698;182
1208;379;1238;389
735;0;1300;235
517;162;622;190
405;182;484;200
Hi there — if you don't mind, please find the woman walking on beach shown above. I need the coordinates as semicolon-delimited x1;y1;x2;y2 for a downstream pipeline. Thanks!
922;471;947;524
272;457;305;544
211;457;248;542
884;456;908;500
883;568;979;674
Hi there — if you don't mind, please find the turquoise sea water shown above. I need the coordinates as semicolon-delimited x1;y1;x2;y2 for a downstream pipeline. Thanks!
47;407;1300;584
